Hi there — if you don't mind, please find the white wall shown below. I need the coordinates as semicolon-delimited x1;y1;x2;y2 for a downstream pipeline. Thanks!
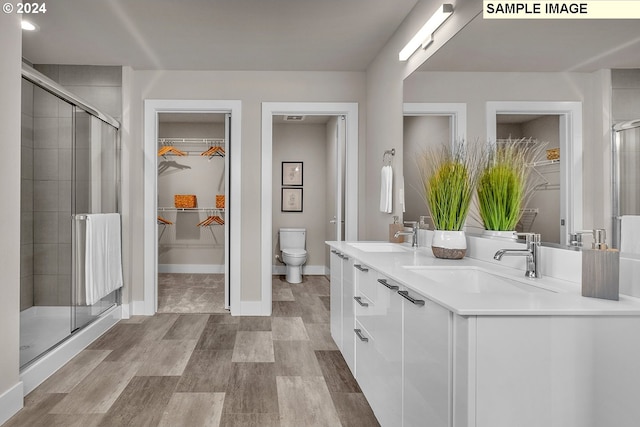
364;0;482;240
403;70;612;238
325;116;339;271
402;115;450;224
272;123;327;271
0;12;24;425
126;71;366;303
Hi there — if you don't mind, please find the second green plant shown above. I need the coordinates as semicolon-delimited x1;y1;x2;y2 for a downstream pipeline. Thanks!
476;138;545;231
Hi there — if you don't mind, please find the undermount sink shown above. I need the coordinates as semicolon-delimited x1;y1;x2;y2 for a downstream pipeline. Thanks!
403;266;555;294
348;242;410;253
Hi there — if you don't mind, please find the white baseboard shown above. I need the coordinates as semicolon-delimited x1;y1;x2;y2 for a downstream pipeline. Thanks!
131;300;149;316
20;305;122;395
0;381;23;426
234;300;270;316
158;264;224;274
271;264;328;276
120;303;130;319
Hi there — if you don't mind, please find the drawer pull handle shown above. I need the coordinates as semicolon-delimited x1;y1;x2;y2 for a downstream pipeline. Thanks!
398;290;425;306
354;264;369;272
354;296;369;307
354;328;369;342
377;278;399;290
342;254;349;260
331;249;338;254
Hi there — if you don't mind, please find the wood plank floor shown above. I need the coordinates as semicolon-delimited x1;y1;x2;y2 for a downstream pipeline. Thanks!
6;275;380;427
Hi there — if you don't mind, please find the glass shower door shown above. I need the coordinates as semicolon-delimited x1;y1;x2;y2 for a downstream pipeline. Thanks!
20;80;74;368
72;111;119;331
613;122;640;248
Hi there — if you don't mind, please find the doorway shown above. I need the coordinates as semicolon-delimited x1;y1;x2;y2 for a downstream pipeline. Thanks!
261;102;358;316
487;101;583;246
143;100;242;316
156;112;228;313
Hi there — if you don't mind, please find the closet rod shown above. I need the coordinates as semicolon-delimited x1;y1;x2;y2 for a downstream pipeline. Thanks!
158;138;225;145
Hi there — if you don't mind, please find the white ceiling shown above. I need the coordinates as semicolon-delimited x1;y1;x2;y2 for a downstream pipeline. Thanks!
22;0;419;71
418;14;640;72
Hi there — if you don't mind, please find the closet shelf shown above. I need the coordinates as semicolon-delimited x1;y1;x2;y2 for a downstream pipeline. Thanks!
158;138;225;145
158;207;225;213
528;159;559;168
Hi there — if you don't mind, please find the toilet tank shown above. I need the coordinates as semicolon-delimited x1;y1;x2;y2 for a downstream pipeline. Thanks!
280;228;306;249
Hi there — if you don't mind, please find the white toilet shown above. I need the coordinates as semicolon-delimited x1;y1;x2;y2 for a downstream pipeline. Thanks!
279;228;307;284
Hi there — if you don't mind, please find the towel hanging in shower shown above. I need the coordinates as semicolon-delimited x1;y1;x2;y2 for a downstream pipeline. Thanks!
84;213;123;305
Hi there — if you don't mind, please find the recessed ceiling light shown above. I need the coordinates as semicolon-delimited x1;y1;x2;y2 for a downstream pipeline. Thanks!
21;20;38;31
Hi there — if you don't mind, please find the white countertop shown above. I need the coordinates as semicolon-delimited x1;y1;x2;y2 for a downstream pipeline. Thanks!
327;240;640;316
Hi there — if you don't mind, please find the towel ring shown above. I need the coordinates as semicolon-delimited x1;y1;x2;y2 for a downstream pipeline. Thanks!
382;148;395;165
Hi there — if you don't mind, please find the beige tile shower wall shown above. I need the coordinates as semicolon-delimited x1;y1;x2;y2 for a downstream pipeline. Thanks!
158;121;226;267
272;123;328;271
612;69;640;123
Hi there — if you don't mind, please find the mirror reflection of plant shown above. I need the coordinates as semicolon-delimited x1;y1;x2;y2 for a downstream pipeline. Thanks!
417;142;482;231
476;138;547;231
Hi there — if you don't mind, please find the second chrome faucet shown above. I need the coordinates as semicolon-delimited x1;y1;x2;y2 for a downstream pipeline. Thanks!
394;221;418;247
494;232;541;278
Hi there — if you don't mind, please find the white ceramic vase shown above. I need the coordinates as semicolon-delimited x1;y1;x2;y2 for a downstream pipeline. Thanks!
431;230;467;259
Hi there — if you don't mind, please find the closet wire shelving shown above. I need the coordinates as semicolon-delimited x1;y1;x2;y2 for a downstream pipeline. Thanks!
157;137;227;242
158;137;226;158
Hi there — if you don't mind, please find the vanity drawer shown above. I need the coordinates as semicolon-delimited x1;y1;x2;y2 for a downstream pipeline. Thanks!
354;262;377;301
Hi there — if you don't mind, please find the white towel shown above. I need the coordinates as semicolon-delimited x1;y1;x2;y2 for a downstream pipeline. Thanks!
399;175;405;213
85;213;123;305
379;165;393;213
620;215;640;254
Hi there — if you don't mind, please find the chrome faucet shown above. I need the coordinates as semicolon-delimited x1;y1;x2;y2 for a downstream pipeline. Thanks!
395;221;418;247
494;233;541;278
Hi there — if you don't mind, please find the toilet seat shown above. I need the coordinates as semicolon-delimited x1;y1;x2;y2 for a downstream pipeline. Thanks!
282;248;306;257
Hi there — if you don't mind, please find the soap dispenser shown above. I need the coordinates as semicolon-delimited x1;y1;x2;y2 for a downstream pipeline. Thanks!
389;216;404;243
581;229;619;301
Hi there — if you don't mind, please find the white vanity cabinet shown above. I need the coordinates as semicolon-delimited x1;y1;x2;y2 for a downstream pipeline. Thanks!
329;248;355;372
353;267;403;427
402;287;452;427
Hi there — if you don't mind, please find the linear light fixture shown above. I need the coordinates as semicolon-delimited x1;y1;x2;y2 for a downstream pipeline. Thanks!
399;3;453;61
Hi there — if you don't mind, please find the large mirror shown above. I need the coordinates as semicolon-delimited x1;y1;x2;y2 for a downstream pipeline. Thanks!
402;103;466;229
402;14;640;248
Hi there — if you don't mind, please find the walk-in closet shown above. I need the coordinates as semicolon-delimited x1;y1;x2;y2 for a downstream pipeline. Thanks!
157;113;229;313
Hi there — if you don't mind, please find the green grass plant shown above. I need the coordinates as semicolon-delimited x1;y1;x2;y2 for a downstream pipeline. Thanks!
418;143;481;231
476;138;545;231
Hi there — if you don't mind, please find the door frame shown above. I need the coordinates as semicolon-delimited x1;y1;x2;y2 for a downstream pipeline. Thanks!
261;102;358;315
486;101;583;246
143;99;242;316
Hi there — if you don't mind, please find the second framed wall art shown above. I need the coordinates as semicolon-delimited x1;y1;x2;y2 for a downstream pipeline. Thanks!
281;188;303;212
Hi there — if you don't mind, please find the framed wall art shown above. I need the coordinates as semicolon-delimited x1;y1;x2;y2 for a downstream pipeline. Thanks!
282;161;303;186
281;188;303;212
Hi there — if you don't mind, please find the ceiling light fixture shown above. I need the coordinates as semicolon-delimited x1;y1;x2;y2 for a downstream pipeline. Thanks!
21;20;38;31
399;3;453;61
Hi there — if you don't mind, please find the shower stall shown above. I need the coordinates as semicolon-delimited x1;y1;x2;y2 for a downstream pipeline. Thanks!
612;119;640;249
20;64;121;369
